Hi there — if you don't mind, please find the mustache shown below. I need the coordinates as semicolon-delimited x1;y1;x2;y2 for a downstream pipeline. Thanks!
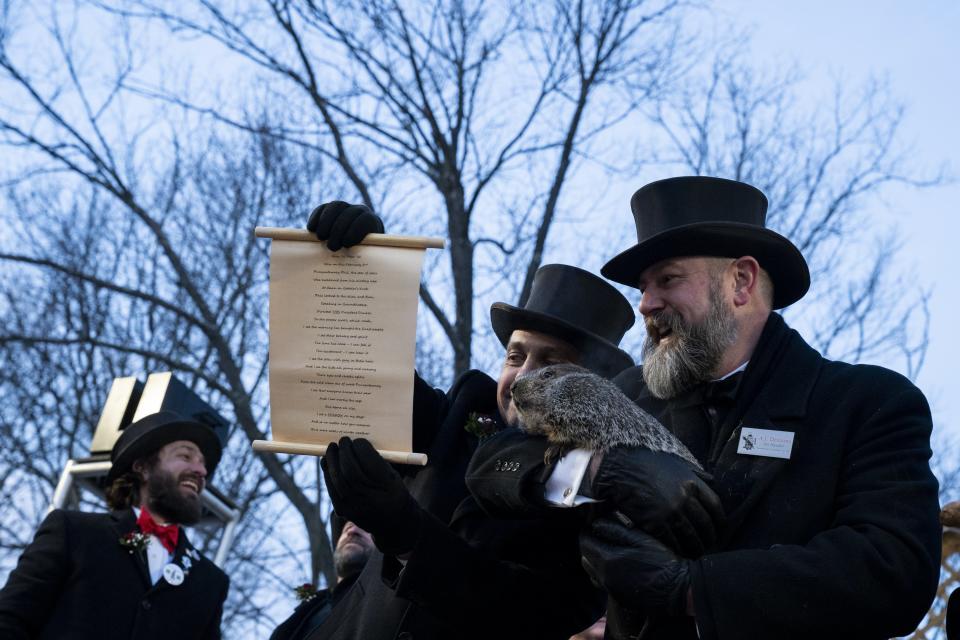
645;310;686;339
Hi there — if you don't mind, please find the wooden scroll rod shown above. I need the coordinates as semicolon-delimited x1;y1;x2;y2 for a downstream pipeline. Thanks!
252;439;429;466
255;227;445;250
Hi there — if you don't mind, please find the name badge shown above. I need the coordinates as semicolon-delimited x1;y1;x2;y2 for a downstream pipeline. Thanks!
163;563;185;586
737;427;794;459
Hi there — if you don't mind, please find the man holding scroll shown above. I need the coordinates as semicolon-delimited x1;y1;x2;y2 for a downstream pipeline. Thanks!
301;202;717;639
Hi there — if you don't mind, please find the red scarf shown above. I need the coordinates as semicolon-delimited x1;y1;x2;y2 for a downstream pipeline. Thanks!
136;507;179;553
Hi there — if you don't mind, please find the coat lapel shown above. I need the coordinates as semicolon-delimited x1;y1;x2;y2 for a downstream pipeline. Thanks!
619;315;824;547
712;319;822;545
111;509;152;589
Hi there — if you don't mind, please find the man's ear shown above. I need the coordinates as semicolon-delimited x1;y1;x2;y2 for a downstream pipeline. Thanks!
731;256;761;307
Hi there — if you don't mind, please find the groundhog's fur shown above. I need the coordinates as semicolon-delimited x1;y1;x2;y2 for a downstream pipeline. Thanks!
511;363;701;468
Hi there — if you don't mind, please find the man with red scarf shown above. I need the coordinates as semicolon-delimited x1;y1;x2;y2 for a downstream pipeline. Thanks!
0;411;229;639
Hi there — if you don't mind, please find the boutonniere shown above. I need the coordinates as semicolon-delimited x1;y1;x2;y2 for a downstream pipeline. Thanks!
464;412;500;440
119;531;149;554
294;583;318;602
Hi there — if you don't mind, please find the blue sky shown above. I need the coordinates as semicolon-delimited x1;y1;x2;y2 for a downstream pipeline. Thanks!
714;1;960;441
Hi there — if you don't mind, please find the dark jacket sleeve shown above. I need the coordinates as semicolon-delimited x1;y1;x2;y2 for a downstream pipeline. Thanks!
410;371;450;457
387;503;604;640
464;367;650;517
691;373;941;640
464;428;558;517
0;509;70;638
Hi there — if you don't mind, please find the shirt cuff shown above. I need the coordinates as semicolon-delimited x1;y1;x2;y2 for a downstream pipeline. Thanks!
544;448;596;506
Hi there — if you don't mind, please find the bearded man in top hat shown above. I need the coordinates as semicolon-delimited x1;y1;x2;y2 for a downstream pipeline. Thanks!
286;202;707;639
466;176;941;639
0;411;230;639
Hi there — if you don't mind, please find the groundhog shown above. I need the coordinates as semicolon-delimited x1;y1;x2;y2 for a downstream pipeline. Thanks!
511;363;701;468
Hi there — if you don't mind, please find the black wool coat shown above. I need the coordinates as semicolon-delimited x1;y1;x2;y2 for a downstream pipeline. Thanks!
310;370;602;640
270;574;359;640
0;508;229;640
466;314;941;640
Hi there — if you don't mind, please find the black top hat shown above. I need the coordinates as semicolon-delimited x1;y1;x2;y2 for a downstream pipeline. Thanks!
490;264;635;378
601;176;810;308
108;410;223;481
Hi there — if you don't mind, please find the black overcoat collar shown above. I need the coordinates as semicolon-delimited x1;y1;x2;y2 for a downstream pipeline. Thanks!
625;314;823;545
708;313;823;544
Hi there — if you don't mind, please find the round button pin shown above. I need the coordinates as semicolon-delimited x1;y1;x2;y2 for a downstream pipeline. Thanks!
163;563;185;586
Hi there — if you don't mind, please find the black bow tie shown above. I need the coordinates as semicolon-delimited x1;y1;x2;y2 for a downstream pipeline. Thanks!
703;372;742;404
666;371;743;409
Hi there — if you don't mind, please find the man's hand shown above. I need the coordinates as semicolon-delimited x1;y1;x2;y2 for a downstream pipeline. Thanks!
307;201;384;251
580;517;692;617
321;437;421;556
591;447;724;558
569;616;606;640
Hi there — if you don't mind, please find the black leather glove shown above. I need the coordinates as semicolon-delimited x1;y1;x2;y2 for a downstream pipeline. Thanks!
321;437;421;556
306;201;385;251
581;517;692;618
591;447;724;558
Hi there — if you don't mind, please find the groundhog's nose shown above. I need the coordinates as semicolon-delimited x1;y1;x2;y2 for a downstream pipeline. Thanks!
510;379;525;406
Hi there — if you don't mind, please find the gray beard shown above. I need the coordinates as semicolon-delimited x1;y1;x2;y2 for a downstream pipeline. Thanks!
334;544;372;581
641;281;738;400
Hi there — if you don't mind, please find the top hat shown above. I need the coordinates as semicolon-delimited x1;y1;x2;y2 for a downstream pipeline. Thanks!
490;264;635;378
601;176;810;308
108;410;223;481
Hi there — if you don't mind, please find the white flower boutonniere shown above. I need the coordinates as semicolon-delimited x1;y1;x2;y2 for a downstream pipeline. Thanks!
119;531;149;554
294;583;318;602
